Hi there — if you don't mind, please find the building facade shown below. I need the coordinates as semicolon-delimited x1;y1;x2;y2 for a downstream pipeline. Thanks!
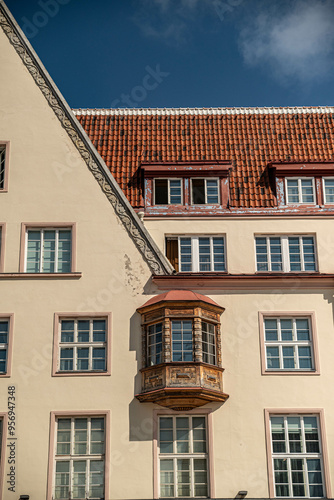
1;1;334;499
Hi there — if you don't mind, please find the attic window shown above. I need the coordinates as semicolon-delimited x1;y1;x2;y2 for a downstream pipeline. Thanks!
191;179;219;204
154;179;182;205
270;162;334;207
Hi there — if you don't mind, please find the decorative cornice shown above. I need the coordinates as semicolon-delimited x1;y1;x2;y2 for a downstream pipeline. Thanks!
152;273;334;290
0;1;173;276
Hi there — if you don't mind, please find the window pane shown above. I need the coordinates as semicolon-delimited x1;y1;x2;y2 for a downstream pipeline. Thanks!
206;179;219;204
256;237;269;271
301;179;314;203
180;238;192;272
198;237;211;272
155;179;168;204
279;319;293;341
169;180;182;204
172;321;193;362
287;179;299;203
213;237;225;271
192;179;205;204
60;348;73;371
288;417;302;453
269;237;283;271
93;319;106;342
78;320;90;342
58;230;71;272
271;417;286;453
266;347;280;369
288;237;302;271
324;178;334;203
302;237;316;271
296;319;310;340
26;231;41;272
61;320;74;342
264;319;278;341
43;230;56;273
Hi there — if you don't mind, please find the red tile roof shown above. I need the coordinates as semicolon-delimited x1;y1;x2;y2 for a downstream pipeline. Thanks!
74;107;334;208
138;290;220;309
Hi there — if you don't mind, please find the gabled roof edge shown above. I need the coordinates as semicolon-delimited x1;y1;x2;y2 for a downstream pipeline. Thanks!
0;1;174;276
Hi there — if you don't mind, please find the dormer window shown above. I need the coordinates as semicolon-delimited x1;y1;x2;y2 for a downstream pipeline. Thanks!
286;178;315;204
191;178;219;204
270;162;334;207
141;161;230;214
154;179;182;205
323;178;334;203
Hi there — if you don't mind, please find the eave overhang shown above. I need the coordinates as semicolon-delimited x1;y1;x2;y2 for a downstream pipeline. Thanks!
269;161;334;176
152;273;334;290
141;160;231;177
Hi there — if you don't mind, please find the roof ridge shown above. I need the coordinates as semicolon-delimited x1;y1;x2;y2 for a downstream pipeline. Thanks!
72;106;334;116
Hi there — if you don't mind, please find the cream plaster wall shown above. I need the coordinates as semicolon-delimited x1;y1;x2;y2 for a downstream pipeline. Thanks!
1;23;334;500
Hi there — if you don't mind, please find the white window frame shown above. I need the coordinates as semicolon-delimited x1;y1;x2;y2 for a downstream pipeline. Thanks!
264;317;314;371
158;415;209;498
178;235;226;272
154;178;183;205
322;177;334;204
58;318;107;373
53;416;105;500
190;178;220;205
255;235;317;272
24;227;72;273
147;322;163;366
269;414;325;498
202;321;216;365
285;177;316;205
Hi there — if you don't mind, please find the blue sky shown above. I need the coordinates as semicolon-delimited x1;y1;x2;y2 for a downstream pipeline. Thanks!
4;0;334;108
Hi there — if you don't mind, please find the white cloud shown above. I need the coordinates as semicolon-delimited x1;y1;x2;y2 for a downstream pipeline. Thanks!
239;0;334;84
132;0;218;45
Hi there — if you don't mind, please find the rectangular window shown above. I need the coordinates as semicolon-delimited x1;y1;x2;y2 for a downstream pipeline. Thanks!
270;415;325;498
172;320;193;362
148;322;163;366
25;227;72;273
264;317;314;371
255;236;316;272
286;178;315;204
166;236;226;273
159;415;208;498
154;179;182;205
191;179;219;204
58;318;107;373
323;178;334;203
0;319;9;374
202;322;216;365
0;146;5;190
54;416;105;500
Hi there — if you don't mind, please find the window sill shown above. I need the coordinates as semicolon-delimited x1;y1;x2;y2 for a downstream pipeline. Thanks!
53;370;110;377
263;369;319;376
0;272;82;279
